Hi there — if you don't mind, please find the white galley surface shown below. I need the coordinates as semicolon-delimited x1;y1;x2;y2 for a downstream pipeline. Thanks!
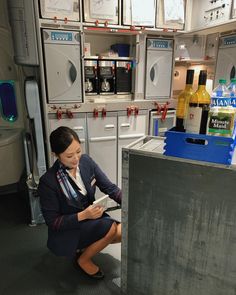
89;0;116;20
163;0;184;24
131;0;155;26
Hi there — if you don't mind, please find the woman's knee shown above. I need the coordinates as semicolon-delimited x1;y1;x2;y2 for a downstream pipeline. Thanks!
105;222;117;241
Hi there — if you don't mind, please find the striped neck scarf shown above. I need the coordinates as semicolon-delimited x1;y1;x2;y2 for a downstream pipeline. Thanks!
56;162;78;203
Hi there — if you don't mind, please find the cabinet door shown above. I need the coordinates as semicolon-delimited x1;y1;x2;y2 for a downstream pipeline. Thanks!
156;0;185;30
118;110;148;187
87;112;117;201
39;0;80;21
233;0;236;19
215;47;236;86
43;30;82;103
83;0;118;24
122;0;155;27
145;48;173;99
48;113;87;164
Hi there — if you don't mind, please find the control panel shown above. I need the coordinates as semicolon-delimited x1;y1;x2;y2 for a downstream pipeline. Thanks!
147;39;173;50
191;0;232;29
43;29;80;45
51;31;73;42
219;35;236;48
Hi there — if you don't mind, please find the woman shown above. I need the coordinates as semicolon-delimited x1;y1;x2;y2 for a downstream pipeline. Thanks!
38;126;122;280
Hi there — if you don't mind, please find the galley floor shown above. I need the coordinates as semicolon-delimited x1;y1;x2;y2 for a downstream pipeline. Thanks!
0;190;121;295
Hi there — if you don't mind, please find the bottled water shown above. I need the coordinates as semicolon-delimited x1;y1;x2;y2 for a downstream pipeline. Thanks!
211;79;229;107
207;79;235;137
227;78;236;108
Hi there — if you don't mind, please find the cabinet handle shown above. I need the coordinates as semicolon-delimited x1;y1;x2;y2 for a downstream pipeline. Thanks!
90;136;116;142
73;126;84;131
120;123;130;128
119;133;144;139
136;42;140;65
105;124;115;129
81;32;85;59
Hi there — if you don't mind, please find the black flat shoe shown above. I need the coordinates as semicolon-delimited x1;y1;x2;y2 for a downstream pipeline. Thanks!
73;260;105;280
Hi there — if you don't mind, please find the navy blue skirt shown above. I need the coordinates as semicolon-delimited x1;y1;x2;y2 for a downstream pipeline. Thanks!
77;213;119;249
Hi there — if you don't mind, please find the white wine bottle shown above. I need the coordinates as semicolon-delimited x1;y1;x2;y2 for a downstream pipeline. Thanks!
185;70;211;134
175;69;194;132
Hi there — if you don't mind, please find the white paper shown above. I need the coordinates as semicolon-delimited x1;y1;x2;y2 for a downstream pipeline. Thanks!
93;194;109;210
89;0;116;19
131;0;155;26
44;0;73;13
163;0;184;24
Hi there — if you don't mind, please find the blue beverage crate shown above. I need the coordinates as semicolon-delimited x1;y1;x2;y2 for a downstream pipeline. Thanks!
164;128;236;165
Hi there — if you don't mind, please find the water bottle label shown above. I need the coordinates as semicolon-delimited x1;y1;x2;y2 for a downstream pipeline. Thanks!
208;112;235;136
211;96;231;107
231;97;236;108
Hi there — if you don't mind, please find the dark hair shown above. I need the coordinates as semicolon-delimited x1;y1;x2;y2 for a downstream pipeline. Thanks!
50;126;81;155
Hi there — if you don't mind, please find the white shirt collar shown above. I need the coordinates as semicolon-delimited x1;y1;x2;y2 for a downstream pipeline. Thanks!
67;167;87;196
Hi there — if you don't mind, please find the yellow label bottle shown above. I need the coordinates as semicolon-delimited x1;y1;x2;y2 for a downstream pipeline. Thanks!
175;69;194;132
185;70;211;134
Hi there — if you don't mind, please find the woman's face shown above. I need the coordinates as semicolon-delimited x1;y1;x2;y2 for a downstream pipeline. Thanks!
57;138;82;169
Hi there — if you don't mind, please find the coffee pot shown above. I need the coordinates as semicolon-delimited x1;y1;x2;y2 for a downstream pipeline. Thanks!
101;78;110;92
85;78;93;92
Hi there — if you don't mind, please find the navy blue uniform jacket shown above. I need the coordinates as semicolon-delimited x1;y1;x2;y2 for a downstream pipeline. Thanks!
38;154;121;256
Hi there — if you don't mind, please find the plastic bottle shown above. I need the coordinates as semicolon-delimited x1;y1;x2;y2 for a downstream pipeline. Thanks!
175;69;194;132
227;78;236;108
185;70;211;134
207;79;235;137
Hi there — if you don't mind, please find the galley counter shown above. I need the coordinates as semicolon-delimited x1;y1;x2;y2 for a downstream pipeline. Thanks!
121;136;236;295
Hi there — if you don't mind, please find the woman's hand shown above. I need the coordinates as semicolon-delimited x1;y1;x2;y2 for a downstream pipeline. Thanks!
77;205;104;221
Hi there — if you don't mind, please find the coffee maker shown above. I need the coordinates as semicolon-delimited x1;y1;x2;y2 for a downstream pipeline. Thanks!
98;60;115;95
116;60;132;94
84;59;98;95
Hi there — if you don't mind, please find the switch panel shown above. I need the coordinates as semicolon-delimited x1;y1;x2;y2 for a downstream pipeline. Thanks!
191;0;232;29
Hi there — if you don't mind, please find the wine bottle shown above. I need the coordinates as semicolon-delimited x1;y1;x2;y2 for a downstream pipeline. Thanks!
175;69;194;132
185;70;211;135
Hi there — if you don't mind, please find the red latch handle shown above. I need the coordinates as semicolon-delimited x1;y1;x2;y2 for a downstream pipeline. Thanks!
57;109;62;120
127;107;132;117
93;108;99;118
66;109;73;118
155;103;162;115
102;108;106;118
161;102;170;122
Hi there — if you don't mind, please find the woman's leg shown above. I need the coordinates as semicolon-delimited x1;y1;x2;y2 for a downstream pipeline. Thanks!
111;223;121;244
78;222;118;275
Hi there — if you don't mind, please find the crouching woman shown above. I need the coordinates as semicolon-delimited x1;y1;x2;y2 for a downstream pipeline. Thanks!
38;126;122;279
